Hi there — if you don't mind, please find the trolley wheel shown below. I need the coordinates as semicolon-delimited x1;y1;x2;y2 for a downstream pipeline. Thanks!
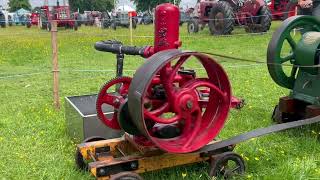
209;152;245;179
110;172;143;180
75;136;106;171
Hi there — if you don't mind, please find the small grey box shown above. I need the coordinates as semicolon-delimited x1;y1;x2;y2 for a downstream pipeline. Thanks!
65;94;123;143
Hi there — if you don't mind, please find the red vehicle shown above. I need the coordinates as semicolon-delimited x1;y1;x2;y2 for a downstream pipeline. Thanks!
188;0;272;35
30;13;40;25
267;0;297;20
40;1;78;31
26;13;39;28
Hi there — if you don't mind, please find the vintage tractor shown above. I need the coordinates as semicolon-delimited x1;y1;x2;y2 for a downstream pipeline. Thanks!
267;0;297;20
110;7;138;30
267;15;320;123
188;0;272;35
26;12;40;28
40;1;78;31
0;10;5;28
101;12;112;29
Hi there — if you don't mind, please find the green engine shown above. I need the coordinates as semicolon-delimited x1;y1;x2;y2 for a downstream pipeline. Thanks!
267;15;320;122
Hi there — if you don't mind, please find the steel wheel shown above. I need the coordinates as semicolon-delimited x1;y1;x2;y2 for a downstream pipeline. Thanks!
75;136;106;171
110;172;143;180
209;152;245;179
128;50;231;153
267;15;320;89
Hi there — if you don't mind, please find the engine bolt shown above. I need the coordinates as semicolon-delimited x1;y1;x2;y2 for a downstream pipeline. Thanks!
98;168;107;176
186;100;193;109
130;162;138;169
113;98;120;105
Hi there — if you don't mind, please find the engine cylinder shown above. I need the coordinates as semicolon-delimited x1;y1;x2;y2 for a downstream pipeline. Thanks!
154;3;181;52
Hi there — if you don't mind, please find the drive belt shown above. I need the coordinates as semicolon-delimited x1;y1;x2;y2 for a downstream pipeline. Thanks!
199;115;320;154
202;52;320;68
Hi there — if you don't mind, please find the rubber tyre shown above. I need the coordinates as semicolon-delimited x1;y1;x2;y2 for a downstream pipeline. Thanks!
46;23;51;32
283;2;297;20
8;16;13;26
110;172;143;180
111;22;117;30
75;136;106;171
0;14;6;28
132;19;137;29
26;21;31;28
187;18;199;33
74;21;78;31
142;14;152;25
245;5;272;33
41;17;47;29
209;152;245;179
208;1;234;35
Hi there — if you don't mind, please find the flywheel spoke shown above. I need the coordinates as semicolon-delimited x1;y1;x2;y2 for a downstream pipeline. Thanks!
280;53;294;63
182;109;202;149
290;66;298;79
149;102;170;117
286;35;296;50
162;55;190;98
185;78;227;100
144;111;181;124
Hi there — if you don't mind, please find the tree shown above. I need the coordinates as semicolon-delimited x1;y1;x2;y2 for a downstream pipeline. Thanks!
134;0;181;12
8;0;31;12
69;0;114;12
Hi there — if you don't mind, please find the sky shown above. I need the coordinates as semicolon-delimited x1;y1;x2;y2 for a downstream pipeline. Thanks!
0;0;197;10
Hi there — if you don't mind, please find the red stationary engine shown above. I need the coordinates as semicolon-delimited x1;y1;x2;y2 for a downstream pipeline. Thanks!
95;3;242;153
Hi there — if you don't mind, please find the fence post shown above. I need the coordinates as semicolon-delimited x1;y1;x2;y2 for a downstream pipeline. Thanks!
51;20;60;110
129;13;133;46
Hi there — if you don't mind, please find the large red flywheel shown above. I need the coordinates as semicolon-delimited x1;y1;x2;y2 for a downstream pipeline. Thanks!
128;49;232;153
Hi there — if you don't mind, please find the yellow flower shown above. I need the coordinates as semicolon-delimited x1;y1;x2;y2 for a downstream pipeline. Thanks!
254;157;260;161
182;172;187;178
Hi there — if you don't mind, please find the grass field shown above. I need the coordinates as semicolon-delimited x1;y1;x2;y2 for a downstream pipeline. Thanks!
0;23;319;180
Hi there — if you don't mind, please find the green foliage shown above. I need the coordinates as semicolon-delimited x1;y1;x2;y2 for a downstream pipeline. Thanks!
8;0;31;12
69;0;114;12
134;0;181;11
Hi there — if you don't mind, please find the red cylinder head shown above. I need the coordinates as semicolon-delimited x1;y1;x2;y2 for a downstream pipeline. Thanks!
154;3;181;53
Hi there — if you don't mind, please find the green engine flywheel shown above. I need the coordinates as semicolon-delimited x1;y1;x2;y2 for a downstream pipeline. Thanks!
267;15;320;89
267;15;320;105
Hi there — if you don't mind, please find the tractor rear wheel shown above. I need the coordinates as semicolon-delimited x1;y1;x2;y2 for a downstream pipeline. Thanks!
46;23;51;32
283;2;297;20
208;1;234;35
74;21;78;31
111;22;117;30
187;18;199;33
245;5;272;33
0;13;6;28
132;19;137;29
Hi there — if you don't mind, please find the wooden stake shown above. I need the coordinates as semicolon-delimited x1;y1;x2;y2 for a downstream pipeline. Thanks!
129;15;133;46
51;21;60;110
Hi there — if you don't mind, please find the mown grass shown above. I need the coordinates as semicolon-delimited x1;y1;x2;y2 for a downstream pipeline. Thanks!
0;23;319;180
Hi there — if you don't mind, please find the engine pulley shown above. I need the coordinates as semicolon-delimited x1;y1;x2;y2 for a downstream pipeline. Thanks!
128;50;231;153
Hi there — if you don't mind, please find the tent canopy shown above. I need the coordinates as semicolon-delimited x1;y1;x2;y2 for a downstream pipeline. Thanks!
15;8;30;15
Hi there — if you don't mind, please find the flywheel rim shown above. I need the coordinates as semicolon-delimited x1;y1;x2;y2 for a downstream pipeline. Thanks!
128;50;231;153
